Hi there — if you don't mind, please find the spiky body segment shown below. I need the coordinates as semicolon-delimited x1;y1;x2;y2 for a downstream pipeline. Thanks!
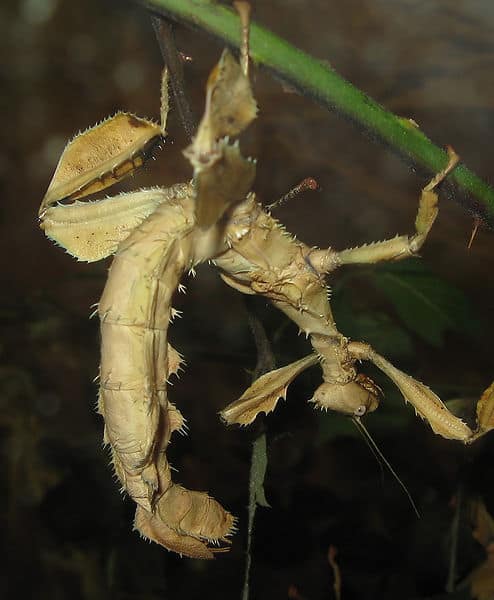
215;194;358;392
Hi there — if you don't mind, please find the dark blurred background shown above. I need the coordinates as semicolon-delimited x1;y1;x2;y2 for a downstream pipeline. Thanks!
1;1;494;598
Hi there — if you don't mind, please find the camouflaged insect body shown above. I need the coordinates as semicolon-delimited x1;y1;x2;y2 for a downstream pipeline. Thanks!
39;47;494;558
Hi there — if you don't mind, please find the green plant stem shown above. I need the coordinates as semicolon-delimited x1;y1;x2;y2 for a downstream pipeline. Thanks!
141;0;494;228
446;484;462;593
241;302;274;600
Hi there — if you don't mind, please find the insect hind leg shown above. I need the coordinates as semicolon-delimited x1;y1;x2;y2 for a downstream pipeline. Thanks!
347;341;473;442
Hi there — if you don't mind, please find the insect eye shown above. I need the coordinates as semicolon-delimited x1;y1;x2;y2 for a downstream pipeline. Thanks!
354;405;366;417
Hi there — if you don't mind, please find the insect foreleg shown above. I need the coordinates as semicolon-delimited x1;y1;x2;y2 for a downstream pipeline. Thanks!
310;147;459;272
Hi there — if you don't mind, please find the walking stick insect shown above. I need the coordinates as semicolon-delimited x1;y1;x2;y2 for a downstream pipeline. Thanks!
39;16;494;558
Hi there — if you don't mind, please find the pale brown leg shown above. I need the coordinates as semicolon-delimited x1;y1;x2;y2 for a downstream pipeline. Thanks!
347;341;474;442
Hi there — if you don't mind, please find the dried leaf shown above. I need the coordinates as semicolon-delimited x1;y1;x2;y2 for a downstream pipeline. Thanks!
220;354;317;425
40;112;162;214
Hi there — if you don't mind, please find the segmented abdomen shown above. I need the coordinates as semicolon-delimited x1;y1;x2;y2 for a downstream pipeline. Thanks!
98;189;234;558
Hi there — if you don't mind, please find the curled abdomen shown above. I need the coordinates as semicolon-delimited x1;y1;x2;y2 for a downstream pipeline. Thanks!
98;195;235;557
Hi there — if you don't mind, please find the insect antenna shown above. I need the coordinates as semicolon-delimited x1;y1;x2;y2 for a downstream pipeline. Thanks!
352;416;420;518
266;177;319;211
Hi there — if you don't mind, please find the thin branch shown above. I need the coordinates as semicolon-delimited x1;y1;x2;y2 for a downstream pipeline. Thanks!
142;0;494;229
242;298;275;600
247;307;276;380
446;485;463;593
151;16;196;141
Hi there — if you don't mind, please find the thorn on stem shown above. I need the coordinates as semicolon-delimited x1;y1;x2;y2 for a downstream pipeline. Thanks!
467;216;481;250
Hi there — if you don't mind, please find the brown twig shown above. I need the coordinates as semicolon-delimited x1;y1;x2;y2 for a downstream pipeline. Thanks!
151;16;196;141
328;545;342;600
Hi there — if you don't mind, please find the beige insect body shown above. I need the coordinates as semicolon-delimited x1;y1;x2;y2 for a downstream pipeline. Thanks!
39;50;259;557
39;27;494;559
98;189;237;558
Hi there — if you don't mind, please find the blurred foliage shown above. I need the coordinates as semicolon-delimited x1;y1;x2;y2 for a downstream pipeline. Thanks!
371;260;481;347
333;259;482;352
